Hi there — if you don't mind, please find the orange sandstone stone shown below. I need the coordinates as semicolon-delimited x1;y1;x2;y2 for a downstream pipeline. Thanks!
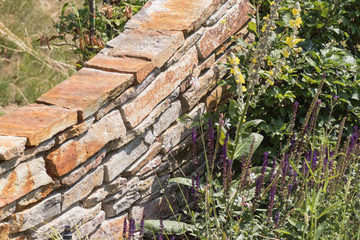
37;68;134;121
84;56;153;84
108;29;184;68
0;104;78;146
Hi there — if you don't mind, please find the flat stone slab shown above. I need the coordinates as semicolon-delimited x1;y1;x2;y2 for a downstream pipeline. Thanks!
108;29;184;68
125;0;225;34
37;68;134;121
0;135;27;160
0;104;78;146
84;56;153;84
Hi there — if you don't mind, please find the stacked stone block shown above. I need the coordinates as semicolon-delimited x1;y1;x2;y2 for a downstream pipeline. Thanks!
0;0;252;239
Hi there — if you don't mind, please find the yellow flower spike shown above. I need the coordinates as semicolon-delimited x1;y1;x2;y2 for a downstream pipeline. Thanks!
283;49;290;58
286;36;293;47
289;20;295;27
295;18;302;27
292;8;299;16
267;79;274;85
238;73;245;84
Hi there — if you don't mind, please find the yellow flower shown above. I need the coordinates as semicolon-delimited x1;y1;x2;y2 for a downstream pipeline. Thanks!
230;66;240;74
252;58;257;64
293;38;305;45
269;70;274;76
242;86;247;92
292;8;299;16
267;79;274;85
269;1;275;5
295;18;302;27
289;20;295;27
238;73;245;84
268;60;273;66
228;56;240;65
283;49;290;58
243;115;247;123
262;24;267;32
286;36;293;47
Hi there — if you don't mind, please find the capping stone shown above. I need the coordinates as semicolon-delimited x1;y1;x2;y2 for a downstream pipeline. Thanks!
125;0;225;34
84;56;153;84
196;0;252;59
0;157;53;208
0;104;78;146
37;68;134;121
46;110;125;178
0;135;27;160
108;29;184;68
121;46;198;128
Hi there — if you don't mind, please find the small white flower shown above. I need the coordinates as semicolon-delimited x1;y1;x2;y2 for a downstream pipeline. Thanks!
224;118;231;128
250;173;256;182
190;76;200;89
234;196;249;207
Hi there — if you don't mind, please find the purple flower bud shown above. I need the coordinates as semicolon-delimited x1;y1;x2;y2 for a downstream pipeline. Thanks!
274;212;279;224
334;96;338;101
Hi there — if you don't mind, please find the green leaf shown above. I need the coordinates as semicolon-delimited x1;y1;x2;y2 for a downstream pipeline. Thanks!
233;133;263;160
314;221;327;240
247;21;258;37
142;220;190;235
169;177;192;187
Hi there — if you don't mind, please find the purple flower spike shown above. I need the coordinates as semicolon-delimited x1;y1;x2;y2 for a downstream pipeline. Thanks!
123;218;127;239
128;218;135;240
268;180;278;221
274;212;279;224
158;218;164;240
207;118;215;169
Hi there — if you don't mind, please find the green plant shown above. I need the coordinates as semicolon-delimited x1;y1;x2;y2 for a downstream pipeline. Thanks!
48;0;146;63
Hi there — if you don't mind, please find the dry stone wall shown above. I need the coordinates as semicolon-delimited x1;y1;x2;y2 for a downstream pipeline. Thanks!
0;0;252;239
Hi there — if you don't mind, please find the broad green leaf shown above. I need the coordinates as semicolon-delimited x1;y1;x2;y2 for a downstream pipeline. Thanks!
233;133;263;160
314;221;327;240
247;21;258;37
142;220;190;235
169;177;192;187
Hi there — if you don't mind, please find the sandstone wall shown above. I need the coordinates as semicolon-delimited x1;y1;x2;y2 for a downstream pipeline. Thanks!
0;0;252;239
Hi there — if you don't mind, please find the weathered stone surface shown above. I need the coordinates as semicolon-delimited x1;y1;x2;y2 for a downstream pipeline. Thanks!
0;202;15;221
153;101;182;137
106;177;127;195
196;0;252;59
16;181;60;211
62;167;104;211
104;177;139;203
143;130;155;145
74;210;106;240
46;110;125;178
90;213;127;240
114;69;160;106
61;150;105;186
37;68;134;121
0;136;27;161
125;0;224;34
137;155;162;177
121;47;198;128
180;69;216;112
84;56;153;84
205;0;237;26
108;29;184;68
193;54;216;77
30;204;101;240
0;223;10;240
0;104;78;146
0;157;53;208
103;192;140;217
162;103;206;150
206;85;232;112
104;136;148;182
9;194;61;232
56;117;95;145
130;195;178;222
122;142;162;177
81;187;107;208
